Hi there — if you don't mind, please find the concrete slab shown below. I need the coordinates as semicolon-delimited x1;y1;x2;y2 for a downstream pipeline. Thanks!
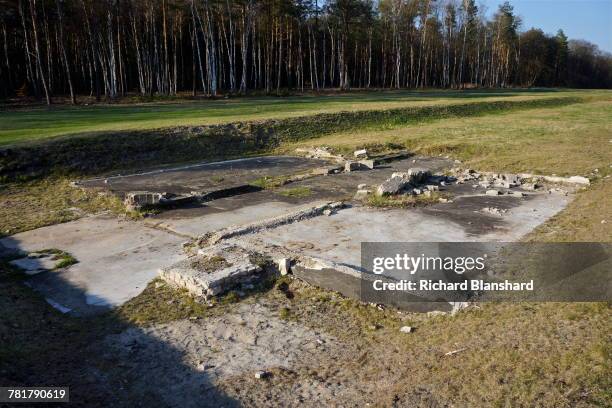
229;192;570;271
222;188;569;311
145;193;302;238
142;155;455;237
1;214;185;315
79;156;329;196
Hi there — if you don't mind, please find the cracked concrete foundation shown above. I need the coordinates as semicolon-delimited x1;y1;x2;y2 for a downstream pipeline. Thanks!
2;154;585;314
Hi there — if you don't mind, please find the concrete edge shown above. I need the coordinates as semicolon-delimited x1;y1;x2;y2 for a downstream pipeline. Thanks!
196;201;345;246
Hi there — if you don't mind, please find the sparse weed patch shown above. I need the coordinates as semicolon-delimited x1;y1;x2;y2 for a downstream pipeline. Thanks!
278;186;312;198
0;178;125;236
51;251;78;269
220;291;240;305
279;307;296;321
250;175;292;189
365;192;443;208
191;255;231;273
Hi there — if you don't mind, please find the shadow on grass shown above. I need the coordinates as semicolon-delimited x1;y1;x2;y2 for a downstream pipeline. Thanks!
0;237;239;408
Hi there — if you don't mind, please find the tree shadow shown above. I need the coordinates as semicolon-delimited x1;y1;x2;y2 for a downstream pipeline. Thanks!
0;238;239;407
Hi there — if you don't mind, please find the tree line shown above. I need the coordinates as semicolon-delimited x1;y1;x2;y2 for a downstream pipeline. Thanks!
1;0;611;103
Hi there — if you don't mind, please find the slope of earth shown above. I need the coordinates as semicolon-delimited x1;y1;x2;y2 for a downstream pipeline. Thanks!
0;89;604;146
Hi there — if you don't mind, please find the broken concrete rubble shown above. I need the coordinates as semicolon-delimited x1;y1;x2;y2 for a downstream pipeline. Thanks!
406;168;432;184
295;146;344;162
159;244;261;299
376;176;412;196
500;173;522;187
524;174;590;185
276;258;291;276
353;149;368;158
453;168;591;189
376;168;437;197
124;191;167;210
344;161;372;172
358;159;376;169
523;183;540;191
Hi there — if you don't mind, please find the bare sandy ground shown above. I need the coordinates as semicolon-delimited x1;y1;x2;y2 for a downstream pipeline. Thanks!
102;302;348;407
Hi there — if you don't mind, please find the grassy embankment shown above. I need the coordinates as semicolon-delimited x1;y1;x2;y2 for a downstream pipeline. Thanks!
0;89;587;146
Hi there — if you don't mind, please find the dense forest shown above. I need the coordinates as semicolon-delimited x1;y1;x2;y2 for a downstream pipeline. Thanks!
0;0;611;102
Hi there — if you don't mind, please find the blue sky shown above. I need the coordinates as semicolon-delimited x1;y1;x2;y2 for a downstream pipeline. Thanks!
482;0;612;53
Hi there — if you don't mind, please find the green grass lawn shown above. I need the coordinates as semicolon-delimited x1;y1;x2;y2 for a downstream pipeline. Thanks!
0;89;600;146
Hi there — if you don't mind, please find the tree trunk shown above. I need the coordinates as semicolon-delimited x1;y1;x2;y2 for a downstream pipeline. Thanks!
29;0;51;105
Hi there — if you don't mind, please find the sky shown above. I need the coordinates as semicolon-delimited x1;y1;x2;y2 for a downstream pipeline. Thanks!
482;0;612;53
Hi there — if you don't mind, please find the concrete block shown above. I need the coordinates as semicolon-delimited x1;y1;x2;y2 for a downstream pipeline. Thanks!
407;168;432;184
353;149;368;158
376;177;411;196
124;191;165;210
344;161;370;172
358;159;375;169
160;244;261;299
276;258;291;275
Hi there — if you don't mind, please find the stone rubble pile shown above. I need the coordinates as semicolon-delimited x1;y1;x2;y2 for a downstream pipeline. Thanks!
342;158;589;206
454;169;525;189
453;167;589;191
375;167;443;197
453;168;543;196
